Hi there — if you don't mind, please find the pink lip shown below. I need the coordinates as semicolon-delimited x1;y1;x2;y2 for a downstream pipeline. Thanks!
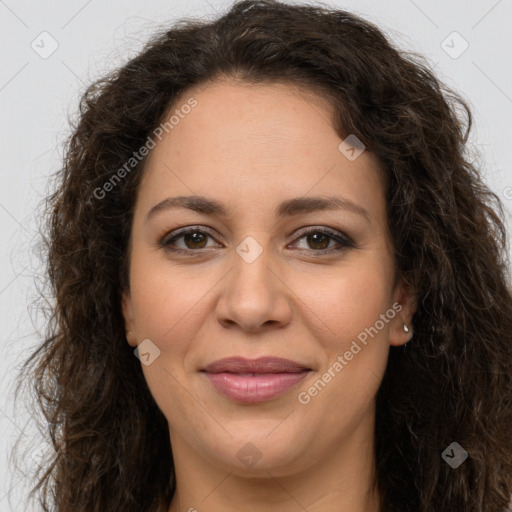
201;356;312;403
202;356;310;374
203;371;310;403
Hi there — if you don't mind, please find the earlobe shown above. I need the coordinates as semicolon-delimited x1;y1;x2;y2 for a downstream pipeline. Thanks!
390;281;418;347
126;331;138;347
402;322;414;343
121;291;138;347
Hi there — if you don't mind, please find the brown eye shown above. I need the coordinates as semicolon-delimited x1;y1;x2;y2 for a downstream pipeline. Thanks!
305;232;331;250
290;227;355;255
160;226;354;257
160;227;220;253
182;231;209;249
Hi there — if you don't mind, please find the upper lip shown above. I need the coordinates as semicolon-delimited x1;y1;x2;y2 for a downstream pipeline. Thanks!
201;356;311;374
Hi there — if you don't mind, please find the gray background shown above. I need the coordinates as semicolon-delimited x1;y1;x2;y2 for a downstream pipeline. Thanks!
1;0;511;510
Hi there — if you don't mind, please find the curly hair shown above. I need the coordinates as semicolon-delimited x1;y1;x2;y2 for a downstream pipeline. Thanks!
15;0;512;510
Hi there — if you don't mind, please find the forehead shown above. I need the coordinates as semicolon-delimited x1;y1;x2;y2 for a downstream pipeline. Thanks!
163;79;339;152
136;79;386;225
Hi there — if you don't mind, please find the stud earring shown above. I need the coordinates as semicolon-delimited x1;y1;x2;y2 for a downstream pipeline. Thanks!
403;324;409;332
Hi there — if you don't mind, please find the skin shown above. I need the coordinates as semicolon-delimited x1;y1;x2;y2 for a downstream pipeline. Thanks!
121;79;417;512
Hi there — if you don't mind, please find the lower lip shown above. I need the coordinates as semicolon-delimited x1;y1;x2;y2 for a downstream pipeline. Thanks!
203;371;310;403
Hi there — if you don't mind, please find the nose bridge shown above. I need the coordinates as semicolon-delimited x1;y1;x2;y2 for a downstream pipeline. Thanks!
231;233;276;304
216;233;291;330
233;235;272;288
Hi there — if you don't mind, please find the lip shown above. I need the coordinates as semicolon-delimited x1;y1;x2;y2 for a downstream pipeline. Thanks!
201;357;312;403
202;356;311;374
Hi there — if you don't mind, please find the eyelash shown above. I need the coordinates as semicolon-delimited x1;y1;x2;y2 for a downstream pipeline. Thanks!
159;226;355;256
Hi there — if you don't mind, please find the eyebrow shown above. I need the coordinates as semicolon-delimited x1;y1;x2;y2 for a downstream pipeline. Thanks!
144;195;371;225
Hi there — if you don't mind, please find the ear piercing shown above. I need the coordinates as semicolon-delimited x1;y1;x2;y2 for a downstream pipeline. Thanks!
403;323;413;346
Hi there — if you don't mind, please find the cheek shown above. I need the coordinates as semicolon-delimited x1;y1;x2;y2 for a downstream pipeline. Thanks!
296;262;393;349
128;259;208;415
291;261;393;411
293;266;393;428
129;251;210;342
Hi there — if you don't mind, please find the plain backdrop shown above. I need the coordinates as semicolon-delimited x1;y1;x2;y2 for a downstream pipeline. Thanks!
1;0;511;510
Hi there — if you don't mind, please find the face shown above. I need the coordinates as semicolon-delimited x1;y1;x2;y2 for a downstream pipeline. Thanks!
122;79;416;478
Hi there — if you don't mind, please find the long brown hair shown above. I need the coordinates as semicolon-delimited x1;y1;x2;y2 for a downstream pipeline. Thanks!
15;1;512;510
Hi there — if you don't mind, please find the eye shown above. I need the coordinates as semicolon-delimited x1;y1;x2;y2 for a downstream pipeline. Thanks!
160;227;220;253
159;226;355;256
288;227;355;255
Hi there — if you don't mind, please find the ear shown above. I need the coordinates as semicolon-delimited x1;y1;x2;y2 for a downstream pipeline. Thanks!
121;289;138;347
389;279;418;347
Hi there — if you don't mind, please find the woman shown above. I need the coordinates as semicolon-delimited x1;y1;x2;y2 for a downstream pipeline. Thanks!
18;0;512;510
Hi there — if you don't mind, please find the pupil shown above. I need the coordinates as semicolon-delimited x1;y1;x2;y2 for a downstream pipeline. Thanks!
182;232;330;250
308;233;329;250
185;232;207;249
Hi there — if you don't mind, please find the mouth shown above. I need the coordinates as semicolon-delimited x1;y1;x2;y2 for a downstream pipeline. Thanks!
200;356;312;403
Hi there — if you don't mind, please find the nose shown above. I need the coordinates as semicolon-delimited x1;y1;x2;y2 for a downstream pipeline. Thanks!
215;239;292;333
